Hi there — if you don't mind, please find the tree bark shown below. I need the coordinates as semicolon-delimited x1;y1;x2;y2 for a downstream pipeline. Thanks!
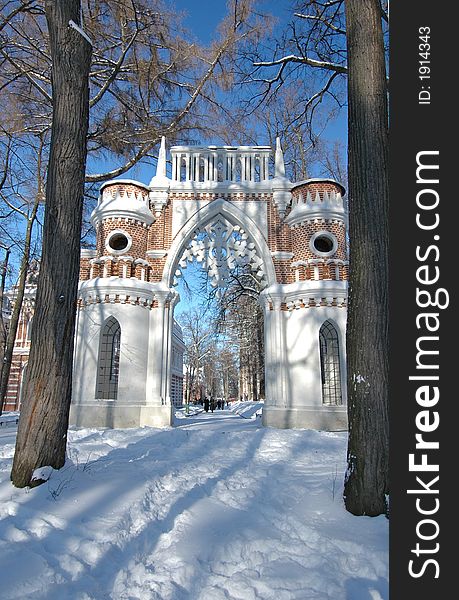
343;0;389;515
11;0;92;488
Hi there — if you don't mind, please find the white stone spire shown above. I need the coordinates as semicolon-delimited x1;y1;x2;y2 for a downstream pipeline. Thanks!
149;136;169;186
272;137;291;218
274;137;286;179
157;136;167;178
149;136;170;217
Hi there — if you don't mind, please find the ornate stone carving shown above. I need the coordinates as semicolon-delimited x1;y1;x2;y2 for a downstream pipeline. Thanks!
175;216;266;292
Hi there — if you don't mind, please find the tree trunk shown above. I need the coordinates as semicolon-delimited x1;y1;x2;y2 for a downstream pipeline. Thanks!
343;0;389;515
11;0;92;488
0;203;39;414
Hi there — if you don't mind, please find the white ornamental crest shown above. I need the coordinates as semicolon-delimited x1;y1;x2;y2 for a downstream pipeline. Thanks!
175;217;266;290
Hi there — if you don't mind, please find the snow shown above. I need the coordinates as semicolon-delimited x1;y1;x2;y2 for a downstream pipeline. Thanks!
31;465;54;484
0;408;388;599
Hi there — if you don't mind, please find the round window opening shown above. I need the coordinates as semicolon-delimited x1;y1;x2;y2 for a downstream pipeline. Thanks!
310;231;338;257
109;232;129;251
314;235;334;254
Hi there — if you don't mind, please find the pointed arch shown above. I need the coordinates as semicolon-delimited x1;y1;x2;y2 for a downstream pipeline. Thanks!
163;198;276;288
96;316;121;400
319;319;343;406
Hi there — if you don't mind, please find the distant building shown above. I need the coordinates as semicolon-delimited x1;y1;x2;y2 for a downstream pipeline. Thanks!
170;320;185;407
2;261;39;411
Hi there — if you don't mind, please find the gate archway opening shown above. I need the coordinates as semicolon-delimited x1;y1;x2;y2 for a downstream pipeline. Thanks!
168;199;273;415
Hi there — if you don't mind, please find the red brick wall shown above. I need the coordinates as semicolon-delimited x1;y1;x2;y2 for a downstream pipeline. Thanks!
291;180;345;200
96;219;149;259
102;182;149;202
79;182;347;286
267;197;292;255
148;201;173;251
291;221;347;263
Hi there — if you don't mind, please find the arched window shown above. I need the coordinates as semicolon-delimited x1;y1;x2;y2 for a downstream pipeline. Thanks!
96;317;121;400
319;320;342;406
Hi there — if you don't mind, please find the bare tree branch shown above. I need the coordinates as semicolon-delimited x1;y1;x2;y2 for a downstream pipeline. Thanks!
0;0;37;33
293;13;346;35
0;47;52;102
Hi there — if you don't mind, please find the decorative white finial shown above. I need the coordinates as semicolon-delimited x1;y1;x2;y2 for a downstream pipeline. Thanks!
275;137;286;179
149;136;170;216
149;136;169;187
272;137;291;218
156;136;166;179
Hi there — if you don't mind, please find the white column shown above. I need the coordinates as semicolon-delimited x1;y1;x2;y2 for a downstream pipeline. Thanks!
262;297;276;406
197;153;202;182
146;298;167;406
261;295;288;409
173;155;178;180
212;153;218;181
230;154;235;180
193;153;199;181
241;154;247;181
203;153;209;181
263;155;269;180
272;297;288;407
209;154;214;181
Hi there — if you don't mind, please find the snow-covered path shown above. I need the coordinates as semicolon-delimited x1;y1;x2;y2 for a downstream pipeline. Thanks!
0;407;388;599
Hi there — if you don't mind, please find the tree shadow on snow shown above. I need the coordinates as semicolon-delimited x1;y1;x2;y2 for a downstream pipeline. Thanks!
24;426;268;599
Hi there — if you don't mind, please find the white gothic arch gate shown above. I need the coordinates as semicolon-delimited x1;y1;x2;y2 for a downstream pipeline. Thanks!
71;139;348;430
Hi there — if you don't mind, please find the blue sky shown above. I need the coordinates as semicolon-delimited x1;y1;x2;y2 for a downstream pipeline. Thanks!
115;0;347;187
176;0;228;44
176;0;292;44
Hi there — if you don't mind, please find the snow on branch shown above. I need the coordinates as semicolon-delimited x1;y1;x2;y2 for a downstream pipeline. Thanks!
253;54;347;74
68;20;93;47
